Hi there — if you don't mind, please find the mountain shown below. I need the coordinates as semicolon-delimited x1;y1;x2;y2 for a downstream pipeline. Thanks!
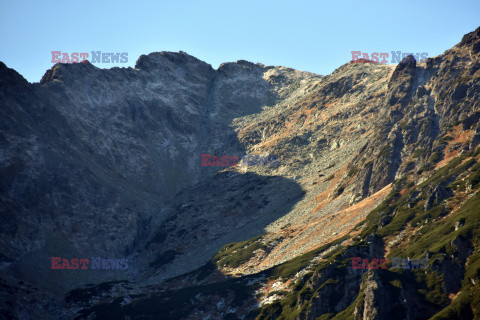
1;27;480;319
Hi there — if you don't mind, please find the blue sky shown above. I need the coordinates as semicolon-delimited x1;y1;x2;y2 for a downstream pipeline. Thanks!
1;0;479;83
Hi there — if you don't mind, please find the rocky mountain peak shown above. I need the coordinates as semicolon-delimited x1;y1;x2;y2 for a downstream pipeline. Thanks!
217;60;269;77
0;61;29;89
135;50;214;73
460;25;480;47
398;54;417;67
40;61;96;84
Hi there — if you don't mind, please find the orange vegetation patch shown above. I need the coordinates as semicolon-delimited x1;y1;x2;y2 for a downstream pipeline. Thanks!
297;184;392;248
312;163;349;213
324;101;338;108
436;125;474;169
256;184;392;270
264;278;279;293
305;108;315;118
449;292;461;300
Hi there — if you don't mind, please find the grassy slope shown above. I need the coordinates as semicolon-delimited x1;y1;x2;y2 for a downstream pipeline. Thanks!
254;147;480;319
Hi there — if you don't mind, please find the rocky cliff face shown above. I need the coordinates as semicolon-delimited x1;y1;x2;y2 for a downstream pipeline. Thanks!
1;27;480;320
0;51;321;316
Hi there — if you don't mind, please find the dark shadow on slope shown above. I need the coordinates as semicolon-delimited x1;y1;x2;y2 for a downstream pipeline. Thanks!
64;170;306;319
138;170;305;281
0;53;306;318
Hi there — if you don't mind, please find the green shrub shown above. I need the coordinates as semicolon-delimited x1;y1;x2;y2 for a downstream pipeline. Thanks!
347;167;359;178
468;171;480;188
325;174;335;182
379;145;391;157
413;148;428;158
439;135;454;144
429;151;443;163
214;236;266;268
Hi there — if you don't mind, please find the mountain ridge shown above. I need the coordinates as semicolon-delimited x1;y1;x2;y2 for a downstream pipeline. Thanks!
1;26;480;320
